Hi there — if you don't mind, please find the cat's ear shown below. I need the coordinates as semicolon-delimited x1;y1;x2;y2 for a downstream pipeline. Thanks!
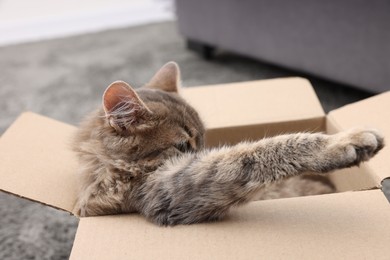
103;81;152;132
146;61;181;93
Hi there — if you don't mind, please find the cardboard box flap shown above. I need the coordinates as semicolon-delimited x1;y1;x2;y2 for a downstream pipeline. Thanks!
0;112;78;214
327;92;390;184
70;190;390;260
182;77;326;146
181;77;325;129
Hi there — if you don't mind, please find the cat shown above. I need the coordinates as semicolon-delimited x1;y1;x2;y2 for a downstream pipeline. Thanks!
72;62;384;226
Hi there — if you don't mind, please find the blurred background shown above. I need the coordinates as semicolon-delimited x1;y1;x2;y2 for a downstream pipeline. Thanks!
0;0;388;259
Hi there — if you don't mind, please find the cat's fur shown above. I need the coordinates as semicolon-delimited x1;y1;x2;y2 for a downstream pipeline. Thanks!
73;62;384;226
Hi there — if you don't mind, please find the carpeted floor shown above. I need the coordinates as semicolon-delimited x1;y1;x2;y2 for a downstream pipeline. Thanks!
0;21;375;259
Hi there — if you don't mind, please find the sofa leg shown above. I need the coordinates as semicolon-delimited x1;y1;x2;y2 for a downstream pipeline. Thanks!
186;39;216;60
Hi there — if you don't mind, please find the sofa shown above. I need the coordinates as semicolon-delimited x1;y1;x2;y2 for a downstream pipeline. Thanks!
176;0;390;92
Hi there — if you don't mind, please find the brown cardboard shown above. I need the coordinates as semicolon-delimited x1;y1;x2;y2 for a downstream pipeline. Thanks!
1;77;390;259
326;167;377;192
181;78;325;146
0;112;78;213
70;190;390;260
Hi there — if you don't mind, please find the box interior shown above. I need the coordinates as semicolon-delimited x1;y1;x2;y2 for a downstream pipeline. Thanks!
181;78;326;147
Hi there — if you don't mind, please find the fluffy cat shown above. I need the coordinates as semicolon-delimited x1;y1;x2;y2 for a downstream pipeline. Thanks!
73;62;384;226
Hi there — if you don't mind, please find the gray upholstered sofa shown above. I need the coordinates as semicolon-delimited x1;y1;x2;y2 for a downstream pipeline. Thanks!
176;0;390;92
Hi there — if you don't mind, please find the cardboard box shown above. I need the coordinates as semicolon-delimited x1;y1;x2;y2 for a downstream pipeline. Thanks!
1;78;389;259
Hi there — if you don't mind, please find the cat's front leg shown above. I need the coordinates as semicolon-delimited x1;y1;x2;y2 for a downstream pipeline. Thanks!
136;128;384;226
256;128;384;179
229;128;384;185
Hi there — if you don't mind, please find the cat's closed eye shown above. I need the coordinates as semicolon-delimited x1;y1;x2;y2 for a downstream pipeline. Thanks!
174;141;193;153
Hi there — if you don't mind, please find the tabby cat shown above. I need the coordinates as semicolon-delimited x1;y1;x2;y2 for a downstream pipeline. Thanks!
73;62;384;226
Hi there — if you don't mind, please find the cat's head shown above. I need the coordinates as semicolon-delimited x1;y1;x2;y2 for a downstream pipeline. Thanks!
74;62;205;172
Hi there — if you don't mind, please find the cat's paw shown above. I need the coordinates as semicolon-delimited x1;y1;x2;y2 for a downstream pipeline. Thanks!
339;128;384;165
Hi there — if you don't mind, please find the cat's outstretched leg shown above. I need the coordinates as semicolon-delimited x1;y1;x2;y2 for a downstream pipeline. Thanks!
137;128;384;225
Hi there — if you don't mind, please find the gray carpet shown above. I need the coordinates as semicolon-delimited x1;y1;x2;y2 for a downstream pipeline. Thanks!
0;21;375;259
